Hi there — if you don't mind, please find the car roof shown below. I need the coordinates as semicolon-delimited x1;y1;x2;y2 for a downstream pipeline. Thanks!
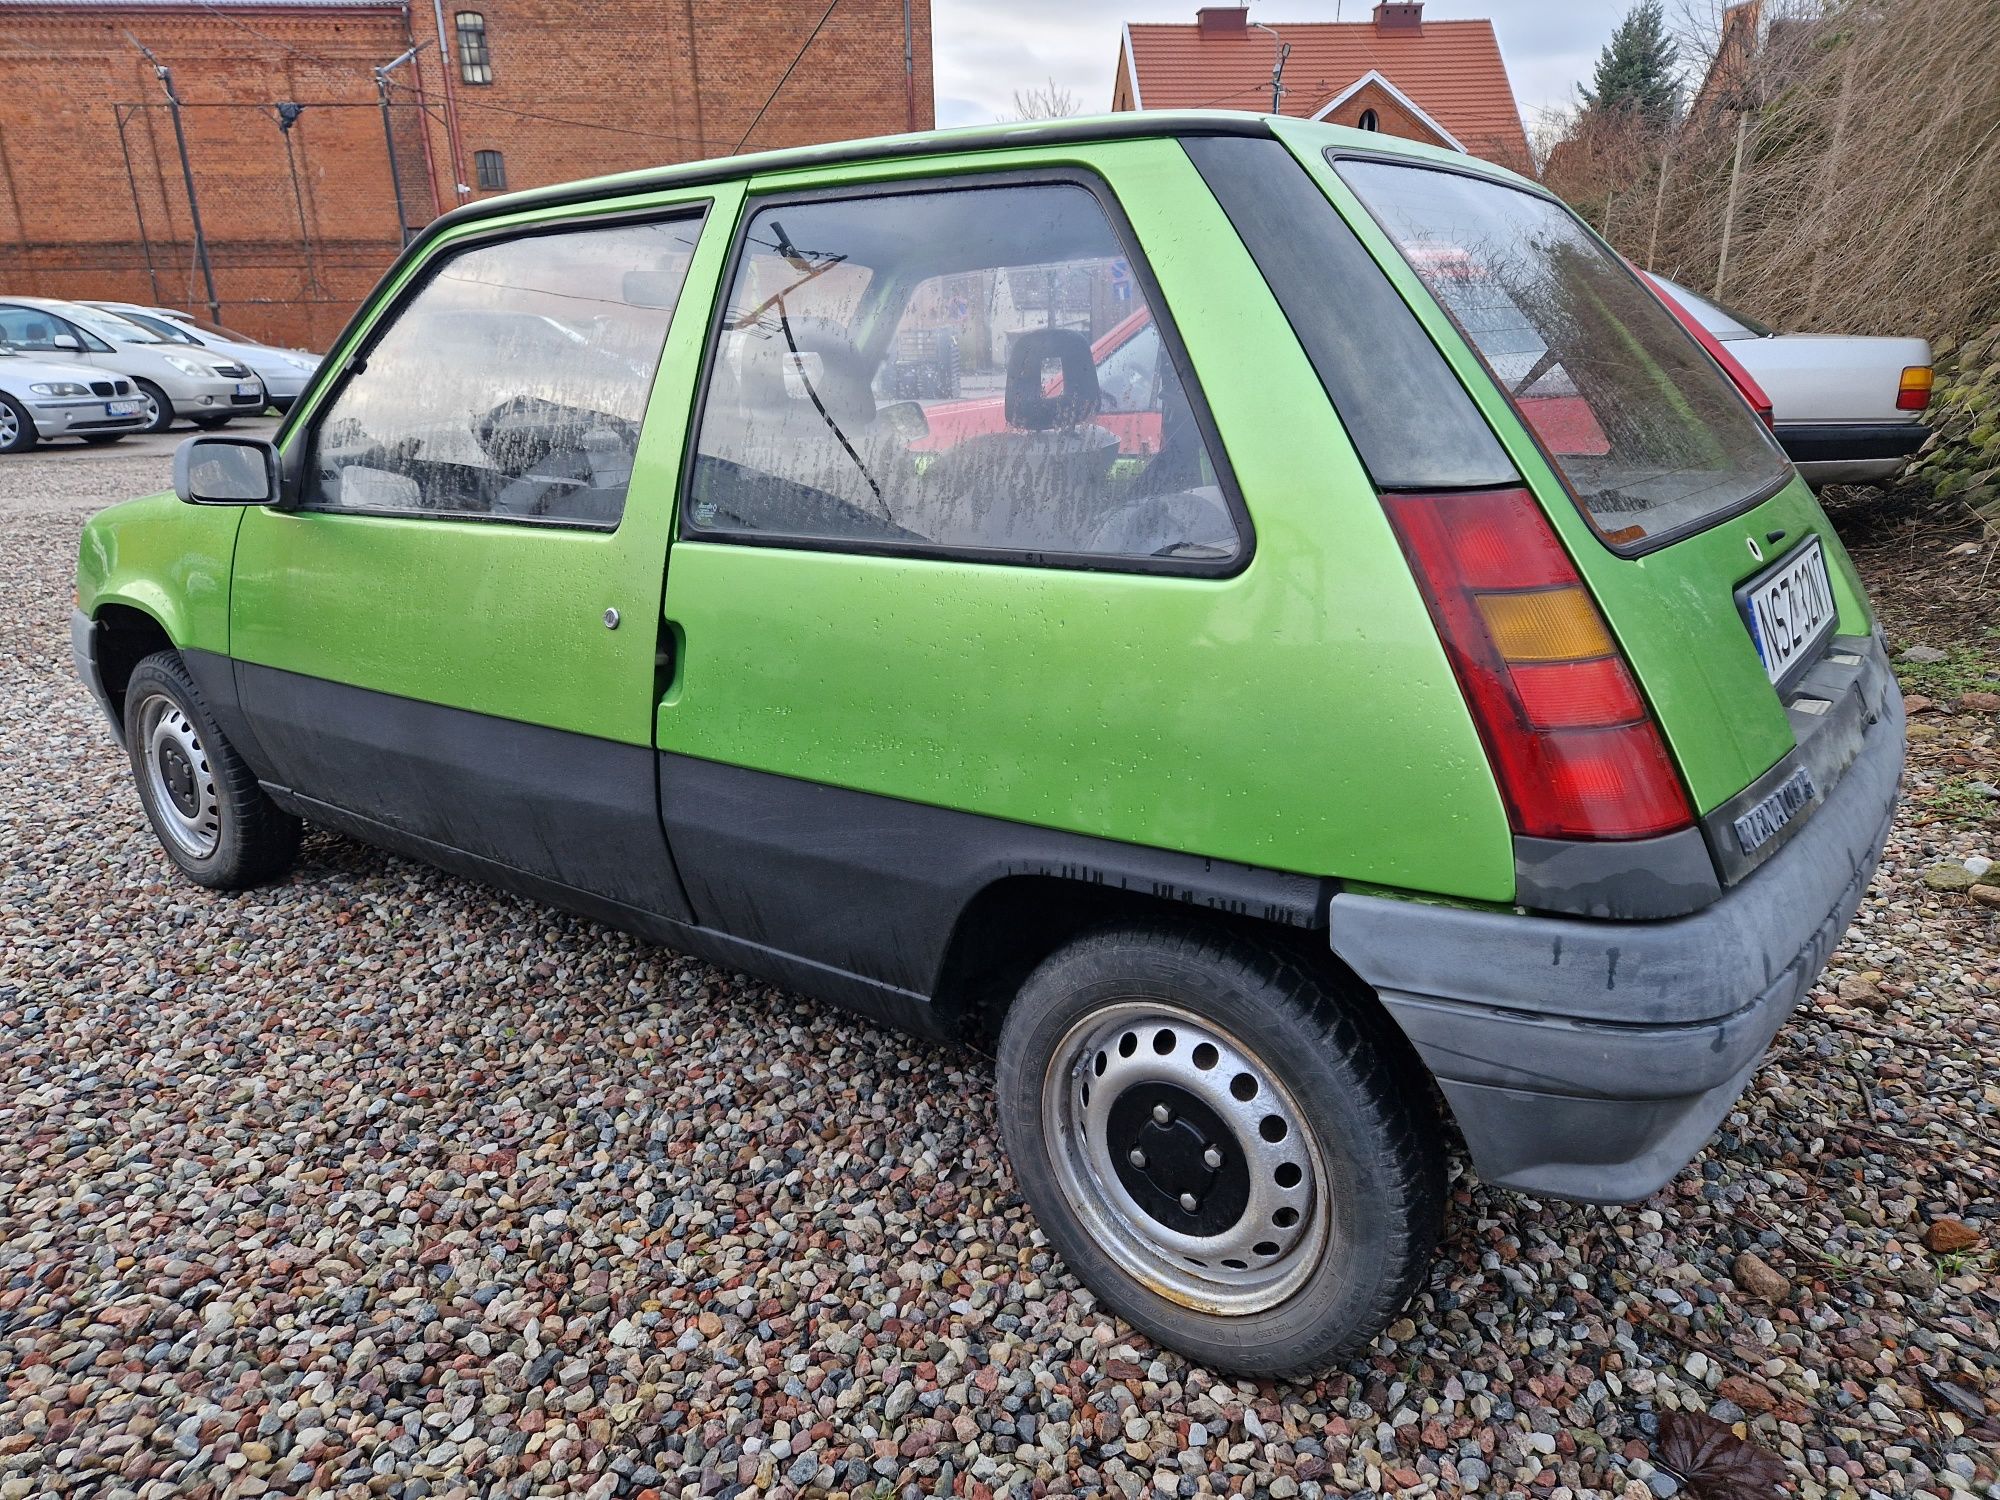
455;110;1528;229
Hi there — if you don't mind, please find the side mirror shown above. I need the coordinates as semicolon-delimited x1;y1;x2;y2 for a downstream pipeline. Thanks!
174;434;281;506
51;333;82;351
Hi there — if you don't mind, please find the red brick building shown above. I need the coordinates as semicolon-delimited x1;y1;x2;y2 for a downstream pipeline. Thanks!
0;0;933;348
1114;2;1532;174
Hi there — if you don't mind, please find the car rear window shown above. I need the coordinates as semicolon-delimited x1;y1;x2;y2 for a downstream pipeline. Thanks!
1335;157;1791;551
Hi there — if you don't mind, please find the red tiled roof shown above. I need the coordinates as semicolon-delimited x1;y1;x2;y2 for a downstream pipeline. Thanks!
1121;15;1532;170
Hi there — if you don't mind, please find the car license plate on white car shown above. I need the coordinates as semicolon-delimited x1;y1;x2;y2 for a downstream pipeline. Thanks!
1743;537;1835;687
105;400;140;418
234;381;261;398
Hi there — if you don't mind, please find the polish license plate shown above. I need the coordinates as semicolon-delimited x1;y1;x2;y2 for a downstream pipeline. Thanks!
1742;538;1835;688
235;381;261;398
104;400;140;418
1732;764;1818;855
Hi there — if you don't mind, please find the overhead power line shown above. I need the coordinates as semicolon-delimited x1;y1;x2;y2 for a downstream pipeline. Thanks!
735;0;843;155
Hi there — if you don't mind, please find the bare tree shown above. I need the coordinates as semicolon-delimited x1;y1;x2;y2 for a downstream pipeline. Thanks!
1010;78;1082;121
1542;0;2000;339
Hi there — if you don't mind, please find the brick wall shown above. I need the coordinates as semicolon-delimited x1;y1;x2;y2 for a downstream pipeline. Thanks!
0;0;932;350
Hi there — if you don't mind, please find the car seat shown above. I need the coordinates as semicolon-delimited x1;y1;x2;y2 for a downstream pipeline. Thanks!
913;328;1119;551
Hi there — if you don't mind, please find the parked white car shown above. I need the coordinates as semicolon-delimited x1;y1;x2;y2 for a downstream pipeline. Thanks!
88;302;319;413
0;297;265;434
0;340;148;452
1648;277;1933;487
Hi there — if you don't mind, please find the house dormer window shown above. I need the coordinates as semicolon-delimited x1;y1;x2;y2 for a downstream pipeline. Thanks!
1358;108;1380;131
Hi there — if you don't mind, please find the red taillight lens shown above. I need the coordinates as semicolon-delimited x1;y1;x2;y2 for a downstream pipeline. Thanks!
1382;488;1695;841
1897;366;1933;412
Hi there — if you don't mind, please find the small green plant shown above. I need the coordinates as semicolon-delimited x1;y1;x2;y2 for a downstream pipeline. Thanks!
1895;644;2000;700
1925;778;1999;826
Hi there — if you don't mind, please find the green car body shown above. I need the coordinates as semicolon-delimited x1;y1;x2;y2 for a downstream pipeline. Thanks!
75;111;1902;1369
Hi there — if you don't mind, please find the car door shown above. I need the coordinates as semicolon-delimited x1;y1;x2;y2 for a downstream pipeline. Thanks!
228;186;739;921
653;140;1511;994
0;305;109;368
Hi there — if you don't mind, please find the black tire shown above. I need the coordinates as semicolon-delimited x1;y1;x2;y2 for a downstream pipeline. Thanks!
996;923;1445;1378
133;379;175;434
124;651;299;889
189;414;234;429
81;433;128;446
0;392;38;453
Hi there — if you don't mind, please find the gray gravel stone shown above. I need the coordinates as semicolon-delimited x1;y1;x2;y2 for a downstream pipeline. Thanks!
3;451;1997;1497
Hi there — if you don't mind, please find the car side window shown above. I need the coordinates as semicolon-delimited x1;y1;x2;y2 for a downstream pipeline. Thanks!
303;216;698;528
685;181;1242;568
0;308;77;352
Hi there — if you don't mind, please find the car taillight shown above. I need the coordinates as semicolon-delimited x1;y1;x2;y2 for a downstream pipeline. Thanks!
1382;487;1694;841
1897;366;1933;412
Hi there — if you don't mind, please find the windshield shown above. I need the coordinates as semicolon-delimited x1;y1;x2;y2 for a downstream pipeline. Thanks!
108;309;201;345
1337;159;1791;550
172;313;261;344
55;302;171;345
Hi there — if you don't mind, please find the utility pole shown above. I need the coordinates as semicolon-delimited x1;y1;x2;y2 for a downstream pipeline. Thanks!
903;0;916;132
125;32;221;324
375;43;425;246
428;0;471;202
274;102;322;297
1249;22;1290;115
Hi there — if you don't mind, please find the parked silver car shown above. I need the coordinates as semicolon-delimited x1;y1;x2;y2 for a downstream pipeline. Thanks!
87;302;319;413
0;298;264;434
0;340;147;452
1647;278;1934;487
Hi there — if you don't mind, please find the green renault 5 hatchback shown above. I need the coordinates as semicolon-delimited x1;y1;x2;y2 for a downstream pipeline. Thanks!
73;112;1902;1376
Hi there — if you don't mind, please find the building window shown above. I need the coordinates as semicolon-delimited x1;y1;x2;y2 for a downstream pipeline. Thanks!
473;150;507;191
1357;108;1379;131
455;11;492;84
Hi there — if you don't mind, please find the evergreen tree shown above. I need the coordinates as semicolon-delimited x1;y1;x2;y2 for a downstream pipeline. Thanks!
1579;1;1681;128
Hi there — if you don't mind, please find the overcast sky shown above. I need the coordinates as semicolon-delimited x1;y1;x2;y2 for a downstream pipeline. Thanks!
932;0;1612;136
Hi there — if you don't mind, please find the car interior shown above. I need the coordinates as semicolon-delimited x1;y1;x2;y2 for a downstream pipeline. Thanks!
688;186;1238;561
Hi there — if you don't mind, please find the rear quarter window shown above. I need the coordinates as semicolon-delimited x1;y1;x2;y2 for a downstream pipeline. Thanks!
1335;157;1791;551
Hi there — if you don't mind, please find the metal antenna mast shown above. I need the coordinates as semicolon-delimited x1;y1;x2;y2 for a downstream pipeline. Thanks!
124;31;221;322
1249;21;1291;115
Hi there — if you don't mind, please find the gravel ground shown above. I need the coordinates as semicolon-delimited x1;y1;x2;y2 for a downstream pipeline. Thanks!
3;454;1998;1500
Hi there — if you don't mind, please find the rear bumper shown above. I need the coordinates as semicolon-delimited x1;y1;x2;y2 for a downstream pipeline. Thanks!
1778;421;1927;487
1774;420;1928;463
1329;637;1904;1203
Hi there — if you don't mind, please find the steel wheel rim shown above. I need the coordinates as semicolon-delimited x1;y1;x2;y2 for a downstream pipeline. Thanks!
137;692;221;859
1042;1000;1332;1315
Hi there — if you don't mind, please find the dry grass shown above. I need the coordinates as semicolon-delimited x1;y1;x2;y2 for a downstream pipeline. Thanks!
1545;0;2000;340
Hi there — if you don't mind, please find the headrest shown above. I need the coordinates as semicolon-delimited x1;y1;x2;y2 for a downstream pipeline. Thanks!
738;315;876;431
1005;328;1098;431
